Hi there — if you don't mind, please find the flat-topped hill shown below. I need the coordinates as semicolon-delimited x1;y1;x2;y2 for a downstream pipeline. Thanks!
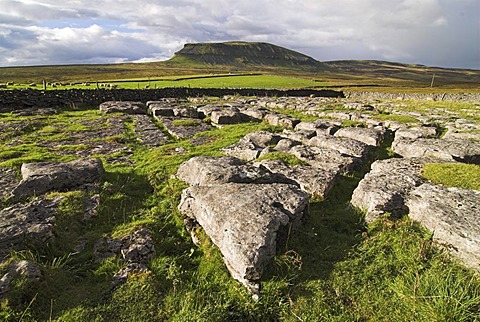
168;41;325;70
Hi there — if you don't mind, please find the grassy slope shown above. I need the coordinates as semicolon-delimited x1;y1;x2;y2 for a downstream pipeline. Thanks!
1;100;479;321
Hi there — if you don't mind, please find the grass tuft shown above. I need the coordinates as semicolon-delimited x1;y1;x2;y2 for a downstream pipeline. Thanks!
422;163;480;190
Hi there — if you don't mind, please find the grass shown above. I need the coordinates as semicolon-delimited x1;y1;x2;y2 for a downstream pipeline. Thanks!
1;99;480;321
373;113;420;124
171;119;202;127
422;163;480;190
257;151;308;166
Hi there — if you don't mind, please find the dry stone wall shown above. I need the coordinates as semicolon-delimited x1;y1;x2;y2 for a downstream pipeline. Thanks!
345;91;480;103
0;88;344;112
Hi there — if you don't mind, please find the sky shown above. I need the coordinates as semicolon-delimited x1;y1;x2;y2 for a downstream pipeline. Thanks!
0;0;478;69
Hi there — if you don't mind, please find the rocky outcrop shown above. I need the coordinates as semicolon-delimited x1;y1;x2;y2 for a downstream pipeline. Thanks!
308;133;372;159
178;183;308;294
0;168;19;201
392;137;480;163
133;114;169;146
394;126;438;140
99;101;146;114
9;159;104;201
407;184;480;271
351;158;427;222
256;159;339;199
176;153;310;295
94;228;155;286
334;127;384;147
0;197;62;253
289;145;354;173
176;156;292;186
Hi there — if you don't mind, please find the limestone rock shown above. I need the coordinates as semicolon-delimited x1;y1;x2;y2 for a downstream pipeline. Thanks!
178;183;308;293
133;114;169;146
240;107;268;121
176;156;291;186
243;131;283;147
222;131;282;161
392;137;480;163
157;117;211;139
289;145;354;173
308;133;371;158
94;228;155;263
351;158;426;222
0;260;42;296
407;184;480;271
222;139;262;161
211;110;243;125
120;228;156;264
334;127;384;146
99;101;146;114
0;167;19;200
173;107;199;118
257;159;339;199
10;159;104;201
394;126;438;140
112;263;149;286
0;197;61;253
282;130;316;144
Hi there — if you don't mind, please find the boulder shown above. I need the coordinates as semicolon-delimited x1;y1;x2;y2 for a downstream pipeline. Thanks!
176;156;291;186
257;159;339;199
394;126;438;140
295;120;339;135
178;183;308;294
172;107;199;118
392;137;480;163
308;133;371;158
9;159;104;201
334;127;384;146
222;139;262;161
351;158;426;222
99;101;146;114
211;110;243;125
407;184;480;272
289;145;354;173
283;130;316;144
240;107;268;121
222;132;283;161
149;105;174;117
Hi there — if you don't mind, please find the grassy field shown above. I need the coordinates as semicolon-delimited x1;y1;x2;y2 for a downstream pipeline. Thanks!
1;55;479;92
2;74;330;90
1;99;479;321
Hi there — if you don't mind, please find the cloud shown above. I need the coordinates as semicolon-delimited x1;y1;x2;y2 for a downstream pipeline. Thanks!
0;0;477;69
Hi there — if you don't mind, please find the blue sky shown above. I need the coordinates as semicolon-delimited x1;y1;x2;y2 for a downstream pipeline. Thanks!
0;0;478;69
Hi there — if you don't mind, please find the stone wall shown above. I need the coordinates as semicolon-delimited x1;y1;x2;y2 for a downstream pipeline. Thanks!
0;88;344;112
345;91;480;103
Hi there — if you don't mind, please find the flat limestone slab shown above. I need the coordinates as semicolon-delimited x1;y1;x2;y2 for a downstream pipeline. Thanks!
9;159;104;201
392;137;480;163
407;183;480;272
178;183;308;294
351;158;427;222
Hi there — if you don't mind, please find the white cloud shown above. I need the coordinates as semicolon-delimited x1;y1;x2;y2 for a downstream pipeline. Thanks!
0;0;477;68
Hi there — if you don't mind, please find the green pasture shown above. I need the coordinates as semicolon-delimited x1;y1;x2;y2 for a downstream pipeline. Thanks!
3;74;326;90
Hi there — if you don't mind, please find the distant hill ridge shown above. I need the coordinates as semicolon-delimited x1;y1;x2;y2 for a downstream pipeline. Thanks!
170;41;324;69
